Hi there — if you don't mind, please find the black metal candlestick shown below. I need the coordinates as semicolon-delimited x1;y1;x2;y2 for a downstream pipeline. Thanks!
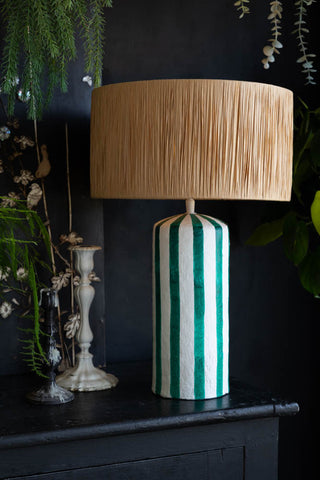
26;288;74;405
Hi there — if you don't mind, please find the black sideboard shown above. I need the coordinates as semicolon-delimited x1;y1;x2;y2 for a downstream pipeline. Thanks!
0;361;299;480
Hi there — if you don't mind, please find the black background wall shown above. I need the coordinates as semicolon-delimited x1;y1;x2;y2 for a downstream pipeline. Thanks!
0;1;319;479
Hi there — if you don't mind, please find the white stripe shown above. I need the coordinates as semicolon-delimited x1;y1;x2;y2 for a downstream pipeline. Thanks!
159;215;178;398
178;215;195;399
222;223;229;394
210;217;229;395
197;215;218;398
152;226;156;392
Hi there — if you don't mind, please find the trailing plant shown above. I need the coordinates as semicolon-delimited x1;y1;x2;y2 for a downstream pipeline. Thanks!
0;0;112;119
247;99;320;297
233;0;317;84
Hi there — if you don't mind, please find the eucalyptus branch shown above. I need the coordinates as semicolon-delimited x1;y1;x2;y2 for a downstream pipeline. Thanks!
293;0;317;85
233;0;250;18
262;1;283;70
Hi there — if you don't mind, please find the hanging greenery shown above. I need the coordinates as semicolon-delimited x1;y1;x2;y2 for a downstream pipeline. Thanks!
0;0;112;119
293;0;317;85
233;0;250;18
233;0;317;85
261;1;283;70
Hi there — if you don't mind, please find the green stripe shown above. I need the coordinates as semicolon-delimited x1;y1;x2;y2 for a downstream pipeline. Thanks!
154;216;175;395
200;215;225;397
169;214;186;398
191;215;205;399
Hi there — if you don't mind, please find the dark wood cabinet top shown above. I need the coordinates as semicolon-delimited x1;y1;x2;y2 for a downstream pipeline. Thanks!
0;361;299;450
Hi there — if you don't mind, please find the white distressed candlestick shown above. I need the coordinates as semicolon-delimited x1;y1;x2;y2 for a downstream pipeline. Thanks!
56;246;118;392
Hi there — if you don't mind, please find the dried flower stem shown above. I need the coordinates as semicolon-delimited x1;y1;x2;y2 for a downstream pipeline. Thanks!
33;121;55;269
33;118;66;365
52;243;71;268
65;123;72;233
65;122;76;367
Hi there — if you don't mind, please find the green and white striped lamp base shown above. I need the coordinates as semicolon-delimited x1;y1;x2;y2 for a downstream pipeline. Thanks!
152;199;229;400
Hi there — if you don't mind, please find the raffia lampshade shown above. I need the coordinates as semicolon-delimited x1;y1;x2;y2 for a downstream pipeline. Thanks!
90;79;293;401
90;79;293;201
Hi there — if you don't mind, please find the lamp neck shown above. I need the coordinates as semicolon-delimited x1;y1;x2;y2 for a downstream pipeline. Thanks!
186;198;195;214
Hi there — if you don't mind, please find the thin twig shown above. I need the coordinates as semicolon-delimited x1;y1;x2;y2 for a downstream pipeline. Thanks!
65;122;76;366
65;123;72;233
52;243;71;268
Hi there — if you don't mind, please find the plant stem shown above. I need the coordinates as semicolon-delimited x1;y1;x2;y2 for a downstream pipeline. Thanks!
0;97;8;120
295;0;317;84
65;123;72;233
33;118;66;365
52;243;71;267
65;122;75;367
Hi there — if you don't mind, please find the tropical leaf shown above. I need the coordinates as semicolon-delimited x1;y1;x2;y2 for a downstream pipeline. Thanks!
299;248;320;296
282;213;309;266
311;190;320;235
246;217;285;246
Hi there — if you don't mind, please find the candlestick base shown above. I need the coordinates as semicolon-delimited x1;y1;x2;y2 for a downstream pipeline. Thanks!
56;353;118;392
27;381;74;405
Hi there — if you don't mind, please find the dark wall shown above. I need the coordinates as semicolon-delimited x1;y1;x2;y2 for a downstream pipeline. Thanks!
0;1;319;479
102;3;319;479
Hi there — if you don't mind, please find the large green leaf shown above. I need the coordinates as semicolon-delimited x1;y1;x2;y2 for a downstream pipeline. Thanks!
311;190;320;235
299;248;320;296
310;131;320;167
293;130;314;174
292;154;312;204
246;217;285;246
282;213;309;266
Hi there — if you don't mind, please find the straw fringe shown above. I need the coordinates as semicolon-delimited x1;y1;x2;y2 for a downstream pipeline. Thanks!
90;79;293;201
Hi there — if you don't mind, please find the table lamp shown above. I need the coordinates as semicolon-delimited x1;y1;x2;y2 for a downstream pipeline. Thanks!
90;79;293;400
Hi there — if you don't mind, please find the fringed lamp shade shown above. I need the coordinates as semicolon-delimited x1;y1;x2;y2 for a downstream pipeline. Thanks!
91;79;293;201
90;79;293;400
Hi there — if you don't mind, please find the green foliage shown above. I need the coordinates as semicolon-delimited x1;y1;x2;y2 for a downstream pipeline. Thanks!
310;191;320;235
299;248;320;296
233;1;250;19
248;99;320;296
0;0;112;119
0;199;51;374
282;212;309;266
246;217;285;246
78;0;112;89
